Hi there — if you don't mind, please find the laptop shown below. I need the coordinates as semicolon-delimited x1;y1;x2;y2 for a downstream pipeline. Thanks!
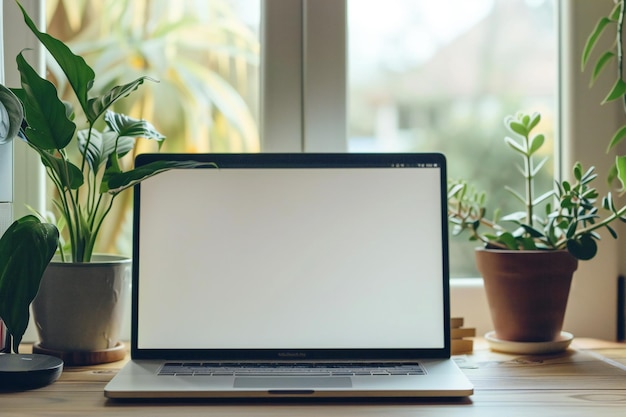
104;153;473;399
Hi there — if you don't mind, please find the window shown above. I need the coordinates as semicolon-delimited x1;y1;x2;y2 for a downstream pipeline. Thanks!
40;1;558;272
6;0;622;340
27;0;558;271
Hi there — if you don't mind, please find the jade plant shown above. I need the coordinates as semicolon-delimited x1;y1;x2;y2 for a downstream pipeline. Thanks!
448;111;626;261
10;1;206;262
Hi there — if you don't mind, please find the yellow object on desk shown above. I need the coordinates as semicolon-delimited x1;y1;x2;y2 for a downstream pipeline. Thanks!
450;317;476;355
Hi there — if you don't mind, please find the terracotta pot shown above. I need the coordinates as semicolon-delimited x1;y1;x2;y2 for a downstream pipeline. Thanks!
475;248;578;342
31;255;131;353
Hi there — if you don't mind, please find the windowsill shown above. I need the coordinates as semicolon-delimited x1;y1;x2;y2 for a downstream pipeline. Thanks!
451;277;484;288
449;277;491;338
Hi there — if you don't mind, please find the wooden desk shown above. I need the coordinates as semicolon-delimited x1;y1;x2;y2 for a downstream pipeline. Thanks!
1;339;625;416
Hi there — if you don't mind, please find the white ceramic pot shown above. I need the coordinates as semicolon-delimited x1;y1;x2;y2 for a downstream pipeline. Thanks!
31;255;131;352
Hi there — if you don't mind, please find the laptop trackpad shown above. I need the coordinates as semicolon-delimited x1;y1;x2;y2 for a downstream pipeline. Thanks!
234;377;352;389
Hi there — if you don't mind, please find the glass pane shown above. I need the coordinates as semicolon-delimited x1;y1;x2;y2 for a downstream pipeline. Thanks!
45;0;261;255
348;0;557;277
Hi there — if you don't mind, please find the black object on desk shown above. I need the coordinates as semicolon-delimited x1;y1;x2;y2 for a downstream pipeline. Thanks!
0;352;63;390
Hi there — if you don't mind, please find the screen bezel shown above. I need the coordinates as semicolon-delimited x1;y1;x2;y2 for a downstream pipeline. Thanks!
130;153;451;360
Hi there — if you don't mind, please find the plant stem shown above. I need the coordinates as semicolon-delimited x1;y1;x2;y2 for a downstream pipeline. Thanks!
524;135;534;227
576;206;626;238
616;0;626;113
447;206;506;244
85;196;116;261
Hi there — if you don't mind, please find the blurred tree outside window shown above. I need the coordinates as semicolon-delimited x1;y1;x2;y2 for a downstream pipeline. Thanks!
45;0;261;255
348;0;557;277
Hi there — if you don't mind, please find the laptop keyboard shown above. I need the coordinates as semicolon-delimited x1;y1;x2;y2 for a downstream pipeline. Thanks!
158;362;425;377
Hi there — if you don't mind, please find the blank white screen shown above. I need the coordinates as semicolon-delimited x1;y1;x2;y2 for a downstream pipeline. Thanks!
137;167;445;349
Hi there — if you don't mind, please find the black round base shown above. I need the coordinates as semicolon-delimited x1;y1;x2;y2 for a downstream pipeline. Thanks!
0;354;63;390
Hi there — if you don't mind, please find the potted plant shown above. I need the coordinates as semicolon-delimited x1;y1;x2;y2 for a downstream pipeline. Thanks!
0;81;64;390
448;111;626;347
4;1;208;364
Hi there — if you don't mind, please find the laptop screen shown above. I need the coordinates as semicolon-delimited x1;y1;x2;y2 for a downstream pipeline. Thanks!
132;153;449;358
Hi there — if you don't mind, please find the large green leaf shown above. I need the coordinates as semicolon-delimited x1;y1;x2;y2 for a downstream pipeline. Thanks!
567;234;598;261
86;77;157;124
104;111;165;144
528;134;545;155
590;51;616;86
507;121;528;137
16;52;76;151
0;216;58;353
608;124;626;151
38;151;84;191
581;16;614;70
16;1;95;116
77;129;133;173
0;84;24;145
102;160;215;195
603;78;626;103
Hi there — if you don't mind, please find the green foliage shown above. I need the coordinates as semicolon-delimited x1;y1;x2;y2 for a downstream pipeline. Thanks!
9;1;208;262
581;0;626;189
0;216;58;353
448;112;626;261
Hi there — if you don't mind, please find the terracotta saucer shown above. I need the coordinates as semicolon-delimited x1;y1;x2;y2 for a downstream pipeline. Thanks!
32;342;126;366
485;331;574;354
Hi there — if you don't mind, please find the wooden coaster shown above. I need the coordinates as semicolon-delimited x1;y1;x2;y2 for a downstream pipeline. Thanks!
32;342;126;366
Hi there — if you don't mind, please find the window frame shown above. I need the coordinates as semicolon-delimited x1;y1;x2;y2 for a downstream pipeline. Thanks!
6;0;622;340
262;0;347;151
3;0;47;223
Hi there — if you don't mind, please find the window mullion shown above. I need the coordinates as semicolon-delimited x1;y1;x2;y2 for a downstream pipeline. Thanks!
261;0;304;151
261;0;347;152
302;0;347;152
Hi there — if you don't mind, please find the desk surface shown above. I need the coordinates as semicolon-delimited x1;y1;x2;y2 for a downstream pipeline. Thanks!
1;339;625;416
